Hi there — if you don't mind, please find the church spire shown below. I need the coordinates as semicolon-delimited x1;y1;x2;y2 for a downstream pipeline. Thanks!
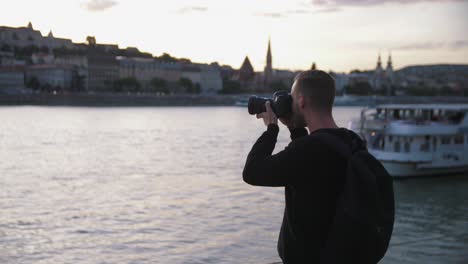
48;30;54;38
387;52;392;69
376;52;382;69
266;37;272;70
264;37;273;88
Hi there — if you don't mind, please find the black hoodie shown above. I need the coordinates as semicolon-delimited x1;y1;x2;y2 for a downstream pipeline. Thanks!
243;124;360;263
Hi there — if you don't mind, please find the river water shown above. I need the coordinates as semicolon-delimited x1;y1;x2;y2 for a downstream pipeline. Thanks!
0;106;467;264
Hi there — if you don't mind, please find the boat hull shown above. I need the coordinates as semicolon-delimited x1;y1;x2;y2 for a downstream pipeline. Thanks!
380;160;468;178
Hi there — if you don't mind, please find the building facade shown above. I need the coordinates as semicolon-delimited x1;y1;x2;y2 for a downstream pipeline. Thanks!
25;64;77;91
118;57;222;93
87;47;118;92
0;66;25;93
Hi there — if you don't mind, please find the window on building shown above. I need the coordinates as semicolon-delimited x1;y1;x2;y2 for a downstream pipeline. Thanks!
441;136;451;145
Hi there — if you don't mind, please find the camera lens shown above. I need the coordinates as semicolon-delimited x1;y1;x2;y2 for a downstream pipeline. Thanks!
248;96;268;115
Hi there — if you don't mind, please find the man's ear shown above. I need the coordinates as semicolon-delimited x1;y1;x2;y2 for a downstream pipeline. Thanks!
299;96;305;109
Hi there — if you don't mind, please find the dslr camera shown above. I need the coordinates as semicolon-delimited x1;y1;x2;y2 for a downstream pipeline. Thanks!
248;90;292;118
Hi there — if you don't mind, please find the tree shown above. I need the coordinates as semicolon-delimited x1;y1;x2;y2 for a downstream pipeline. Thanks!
1;44;11;52
26;76;40;91
269;80;288;92
149;77;169;94
179;77;196;93
344;82;373;95
194;83;201;94
220;79;243;94
73;75;86;92
158;53;178;63
40;46;50;54
14;45;39;60
113;77;141;93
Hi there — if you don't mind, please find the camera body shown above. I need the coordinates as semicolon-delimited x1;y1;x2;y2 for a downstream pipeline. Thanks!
248;90;292;118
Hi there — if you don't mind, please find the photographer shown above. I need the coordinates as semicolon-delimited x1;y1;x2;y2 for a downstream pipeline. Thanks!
243;70;362;263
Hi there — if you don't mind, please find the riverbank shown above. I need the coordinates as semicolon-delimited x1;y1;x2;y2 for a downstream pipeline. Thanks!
0;93;243;107
1;93;468;107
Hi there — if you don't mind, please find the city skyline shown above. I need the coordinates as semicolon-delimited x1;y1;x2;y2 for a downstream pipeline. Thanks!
1;0;468;72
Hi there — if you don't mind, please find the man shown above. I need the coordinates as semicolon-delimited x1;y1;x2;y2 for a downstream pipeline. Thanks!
243;70;362;263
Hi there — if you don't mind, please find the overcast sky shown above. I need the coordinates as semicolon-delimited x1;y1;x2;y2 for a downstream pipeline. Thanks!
1;0;467;72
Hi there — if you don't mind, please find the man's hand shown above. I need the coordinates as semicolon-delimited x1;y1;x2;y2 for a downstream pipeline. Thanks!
279;115;295;129
256;101;278;126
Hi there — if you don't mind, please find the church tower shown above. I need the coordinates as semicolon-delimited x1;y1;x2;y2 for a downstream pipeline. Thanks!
264;37;273;88
376;53;383;73
385;52;394;95
385;52;394;81
373;52;384;90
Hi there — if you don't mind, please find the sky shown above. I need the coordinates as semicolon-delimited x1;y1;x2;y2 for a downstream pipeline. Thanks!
1;0;467;72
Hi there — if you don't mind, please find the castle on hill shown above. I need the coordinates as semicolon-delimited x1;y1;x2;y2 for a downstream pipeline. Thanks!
0;22;74;50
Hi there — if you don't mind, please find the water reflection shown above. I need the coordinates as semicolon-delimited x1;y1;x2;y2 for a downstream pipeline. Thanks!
0;106;466;264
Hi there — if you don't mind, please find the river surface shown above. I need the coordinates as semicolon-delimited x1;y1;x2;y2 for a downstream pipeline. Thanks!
0;106;467;264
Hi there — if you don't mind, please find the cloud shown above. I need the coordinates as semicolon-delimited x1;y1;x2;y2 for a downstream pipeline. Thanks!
81;0;117;12
254;7;341;18
395;42;445;50
349;40;468;51
256;0;462;17
394;40;468;50
449;40;468;49
255;12;287;18
310;0;465;7
177;6;208;14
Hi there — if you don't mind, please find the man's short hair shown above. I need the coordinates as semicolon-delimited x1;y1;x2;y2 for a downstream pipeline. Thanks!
294;70;335;113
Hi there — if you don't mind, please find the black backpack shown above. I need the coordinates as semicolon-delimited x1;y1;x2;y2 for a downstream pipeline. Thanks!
318;131;395;264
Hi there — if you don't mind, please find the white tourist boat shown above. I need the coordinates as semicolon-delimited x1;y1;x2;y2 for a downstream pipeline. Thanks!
348;104;468;178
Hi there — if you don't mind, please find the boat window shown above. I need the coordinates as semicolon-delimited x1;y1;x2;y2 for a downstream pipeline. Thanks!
454;135;464;144
441;136;451;145
388;135;393;142
394;141;401;152
420;142;430;152
433;137;437;151
448;112;465;124
404;142;410;153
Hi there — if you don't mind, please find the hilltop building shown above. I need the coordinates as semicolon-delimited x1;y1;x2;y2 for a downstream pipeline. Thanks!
0;22;74;49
